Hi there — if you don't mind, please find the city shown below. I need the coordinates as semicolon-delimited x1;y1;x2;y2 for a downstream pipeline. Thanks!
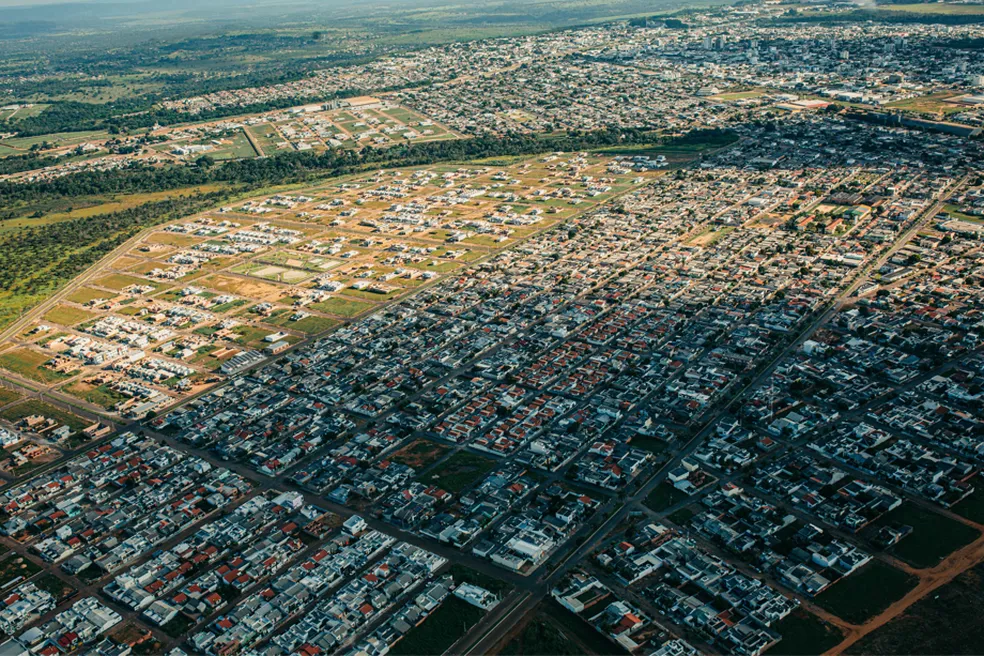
0;0;983;654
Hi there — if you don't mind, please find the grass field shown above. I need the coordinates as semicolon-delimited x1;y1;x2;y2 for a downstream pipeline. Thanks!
953;486;984;525
424;450;496;493
0;129;110;152
62;380;128;410
0;555;41;589
0;399;88;431
644;483;691;513
0;185;228;235
845;560;984;655
814;560;918;625
267;313;339;334
449;563;513;596
773;609;845;655
875;502;980;569
92;273;156;292
310;297;375;318
0;388;22;407
881;2;984;14
501;616;582;656
542;599;628;655
884;91;966;116
42;304;98;327
208;130;259;161
389;595;485;656
0;348;74;384
65;287;116;305
389;439;450;470
711;89;767;101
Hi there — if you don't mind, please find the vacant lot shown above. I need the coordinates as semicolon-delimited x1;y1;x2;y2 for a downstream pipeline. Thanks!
92;273;154;291
42;304;98;327
814;560;918;625
500;615;582;656
881;2;984;14
644;483;690;513
389;595;484;656
389;439;449;470
65;287;116;305
0;348;74;384
846;561;984;655
0;399;88;431
0;388;21;407
63;380;128;410
773;609;845;655
0;555;41;588
874;502;980;569
953;486;984;525
449;563;513;596
310;297;375;318
425;450;496;493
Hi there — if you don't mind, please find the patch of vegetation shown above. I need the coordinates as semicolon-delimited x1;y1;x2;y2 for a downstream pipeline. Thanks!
845;560;984;655
389;439;449;470
644;483;690;513
953;486;984;525
0;190;229;331
501;616;582;655
449;563;512;596
814;560;918;625
425;450;497;493
0;388;21;407
63;380;128;410
310;297;376;318
42;304;98;327
160;612;197;639
0;555;42;588
773;609;845;655
389;595;485;656
875;502;980;569
0;399;88;431
32;572;75;601
0;348;73;384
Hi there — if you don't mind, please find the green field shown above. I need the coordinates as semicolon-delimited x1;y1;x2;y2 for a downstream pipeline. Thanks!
953;486;984;525
424;451;496;493
845;560;984;655
267;313;339;334
0;555;41;588
0;348;74;384
62;381;128;410
814;560;918;625
42;304;98;327
0;399;88;431
310;296;375;318
65;287;117;305
93;273;157;292
209;130;259;161
876;502;980;569
389;595;485;656
881;3;984;14
0;129;110;152
501;616;582;656
390;438;450;470
773;609;845;655
644;483;691;513
0;387;22;407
